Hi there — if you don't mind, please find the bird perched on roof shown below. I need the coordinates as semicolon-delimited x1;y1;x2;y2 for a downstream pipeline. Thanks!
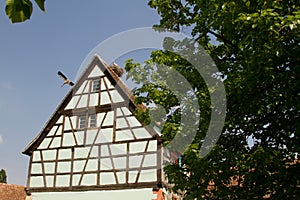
57;71;74;87
109;62;124;77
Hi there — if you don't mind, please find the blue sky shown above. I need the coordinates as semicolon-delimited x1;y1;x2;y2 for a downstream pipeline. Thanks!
0;0;160;185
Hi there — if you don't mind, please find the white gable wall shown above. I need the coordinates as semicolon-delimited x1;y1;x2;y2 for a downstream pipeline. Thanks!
25;56;163;197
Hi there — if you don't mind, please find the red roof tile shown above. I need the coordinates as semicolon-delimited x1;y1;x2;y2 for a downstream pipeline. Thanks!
0;183;26;200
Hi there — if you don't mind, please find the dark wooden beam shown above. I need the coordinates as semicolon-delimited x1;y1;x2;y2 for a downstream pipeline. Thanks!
28;181;157;192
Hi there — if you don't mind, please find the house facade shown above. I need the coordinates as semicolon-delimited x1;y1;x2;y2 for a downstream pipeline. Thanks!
23;55;164;200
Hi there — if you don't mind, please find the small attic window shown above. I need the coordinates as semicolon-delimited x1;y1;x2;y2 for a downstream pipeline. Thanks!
89;114;96;128
92;80;100;92
79;116;86;129
78;114;96;129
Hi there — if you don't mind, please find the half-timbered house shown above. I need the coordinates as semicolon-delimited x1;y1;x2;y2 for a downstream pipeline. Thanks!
23;55;164;200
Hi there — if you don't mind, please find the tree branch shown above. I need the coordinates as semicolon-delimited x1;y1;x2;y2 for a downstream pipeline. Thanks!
208;30;237;49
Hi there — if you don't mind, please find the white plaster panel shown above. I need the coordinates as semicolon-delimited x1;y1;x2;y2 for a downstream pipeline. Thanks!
116;118;128;129
85;129;98;145
77;95;88;108
97;112;105;125
57;162;71;173
100;172;115;185
83;81;90;93
63;117;72;130
133;128;152;139
44;163;55;174
63;118;70;131
138;169;157;182
32;151;41;162
81;174;97;186
57;116;63;124
58;149;72;160
38;138;51;149
113;157;126;169
100;92;111;105
72;174;81;186
147;140;157;151
110;90;124;103
50;137;61;148
43;150;57;161
31;163;42;174
47;127;57;136
75;80;88;94
62;133;76;147
102;111;114;126
65;96;79;110
110;143;126;155
30;176;44;187
129;155;143;168
46;176;54;187
143;154;157;167
97;128;113;143
69;116;76;127
100;158;112;170
86;159;98;171
73;160;85;172
116;171;126;184
56;175;70;187
88;65;104;78
74;131;84;145
100;78;106;90
116;108;123;117
130;141;147;154
100;145;109;157
74;147;89;159
90;146;98;158
128;171;138;183
89;93;99;107
115;130;134;141
56;126;62;136
126;116;142;127
121;107;132;115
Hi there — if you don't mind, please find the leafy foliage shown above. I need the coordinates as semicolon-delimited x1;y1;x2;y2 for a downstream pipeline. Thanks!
5;0;45;23
126;0;300;199
0;169;7;183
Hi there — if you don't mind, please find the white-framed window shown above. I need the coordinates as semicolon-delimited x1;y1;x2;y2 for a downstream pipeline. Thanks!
89;114;96;128
79;116;86;129
78;114;97;129
92;79;100;92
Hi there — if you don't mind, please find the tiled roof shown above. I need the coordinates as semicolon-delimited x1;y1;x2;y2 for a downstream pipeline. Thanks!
0;183;26;200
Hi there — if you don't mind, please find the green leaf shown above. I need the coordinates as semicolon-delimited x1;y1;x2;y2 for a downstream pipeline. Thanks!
5;0;33;23
34;0;45;12
139;0;300;198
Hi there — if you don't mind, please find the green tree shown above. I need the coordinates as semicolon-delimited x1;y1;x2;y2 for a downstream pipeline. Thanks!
126;0;300;199
5;0;45;23
0;169;7;183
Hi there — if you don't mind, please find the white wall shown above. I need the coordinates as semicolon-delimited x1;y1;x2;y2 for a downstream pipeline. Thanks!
31;188;153;200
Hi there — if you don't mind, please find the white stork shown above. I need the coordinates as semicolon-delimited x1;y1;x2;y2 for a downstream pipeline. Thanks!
57;71;74;87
